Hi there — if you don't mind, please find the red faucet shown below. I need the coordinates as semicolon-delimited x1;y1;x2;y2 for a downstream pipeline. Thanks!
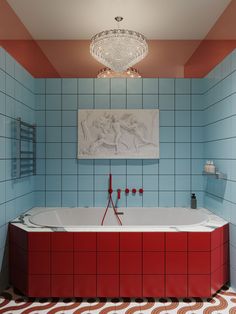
117;189;121;199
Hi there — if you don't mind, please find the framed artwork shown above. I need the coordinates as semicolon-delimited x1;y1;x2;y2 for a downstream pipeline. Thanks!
78;109;159;159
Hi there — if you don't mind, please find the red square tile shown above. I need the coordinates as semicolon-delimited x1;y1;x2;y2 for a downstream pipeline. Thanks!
97;232;119;251
188;275;211;297
29;252;50;274
211;267;222;293
188;232;211;251
11;268;28;296
10;225;28;250
28;232;51;251
11;245;28;273
120;275;142;297
120;233;142;251
74;275;96;297
74;232;96;251
143;252;164;274
51;232;74;251
51;252;73;274
188;252;211;274
211;247;221;273
222;243;229;265
120;252;142;274
223;224;229;243
74;252;96;274
28;275;51;297
97;252;119;274
97;275;119;297
166;252;187;274
211;227;222;250
51;275;73;297
166;275;187;297
143;275;165;297
166;232;187;251
143;232;165;251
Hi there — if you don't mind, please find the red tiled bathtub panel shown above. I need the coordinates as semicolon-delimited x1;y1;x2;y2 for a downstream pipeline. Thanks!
9;224;229;298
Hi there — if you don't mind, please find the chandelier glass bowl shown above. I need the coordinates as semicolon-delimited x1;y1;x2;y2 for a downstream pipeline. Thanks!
90;17;148;73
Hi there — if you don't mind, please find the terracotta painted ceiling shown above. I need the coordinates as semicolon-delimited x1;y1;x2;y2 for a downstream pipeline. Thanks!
0;0;236;77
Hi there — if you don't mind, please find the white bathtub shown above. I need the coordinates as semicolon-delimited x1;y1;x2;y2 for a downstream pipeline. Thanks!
27;207;213;231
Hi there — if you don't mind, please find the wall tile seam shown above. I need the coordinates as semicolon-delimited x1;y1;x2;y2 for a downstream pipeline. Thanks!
0;69;35;94
0;91;35;112
0;191;34;206
205;191;236;205
203;92;236;112
203;136;236;143
203;115;236;128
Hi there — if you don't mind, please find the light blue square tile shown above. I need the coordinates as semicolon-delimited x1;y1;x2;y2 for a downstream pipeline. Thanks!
159;95;174;110
111;160;126;174
46;95;61;110
143;160;159;175
0;70;5;93
127;95;142;109
78;78;94;94
192;78;204;94
175;159;190;175
127;193;142;207
95;95;110;109
94;191;108;206
5;200;16;222
62;95;77;110
35;175;45;190
175;191;190;207
5;53;15;77
175;111;190;126
191;127;203;142
191;175;204;191
143;78;158;94
159;191;174;206
62;159;77;175
127;175;142;188
175;95;190;110
62;79;77;94
35;79;46;94
127;79;142;94
0;225;7;250
127;160;142;174
175;143;190;158
160;127;174;142
0;204;5;226
46;111;61;126
175;127;190;142
0;114;5;137
62;175;77;190
36;111;45;126
62;143;76;158
191;95;203;110
111;95;126;109
143;95;158;109
0;48;6;71
159;175;174;190
112;175;126;190
175;79;190;94
94;160;110;174
78;175;93;190
160;111;174;126
159;159;174;175
175;175;190;190
46;159;61;174
95;175;108;191
62;110;77;126
78;160;94;174
0;160;5;182
160;143;174;158
192;143;203;158
6;75;14;97
46;143;61;158
95;78;110;94
191;159;204;175
62;126;77;142
111;78;126;94
78;95;94;108
46;191;61;206
143;175;158;190
37;159;45;175
46;126;61;142
46;79;61;94
159;79;174;94
46;175;61;190
78;191;93;207
191;111;203;126
36;95;45;110
143;191;158;207
62;191;77;206
0;92;5;115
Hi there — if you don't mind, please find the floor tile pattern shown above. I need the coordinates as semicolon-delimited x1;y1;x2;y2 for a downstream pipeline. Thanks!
0;286;236;313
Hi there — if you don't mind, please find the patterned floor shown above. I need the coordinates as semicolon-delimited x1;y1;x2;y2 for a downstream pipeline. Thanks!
0;286;236;313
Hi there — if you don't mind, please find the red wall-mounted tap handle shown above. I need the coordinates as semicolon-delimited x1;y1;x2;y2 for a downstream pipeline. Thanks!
117;189;121;199
109;174;112;190
139;188;144;194
108;188;113;194
132;188;137;194
125;188;129;194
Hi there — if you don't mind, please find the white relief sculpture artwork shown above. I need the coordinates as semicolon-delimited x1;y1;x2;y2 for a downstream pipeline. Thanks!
78;109;159;159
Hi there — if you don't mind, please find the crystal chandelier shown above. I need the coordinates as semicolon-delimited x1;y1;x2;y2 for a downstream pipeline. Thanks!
90;17;148;72
97;67;141;78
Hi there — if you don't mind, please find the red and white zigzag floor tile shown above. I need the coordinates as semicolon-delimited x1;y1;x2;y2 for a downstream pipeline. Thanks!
0;286;236;313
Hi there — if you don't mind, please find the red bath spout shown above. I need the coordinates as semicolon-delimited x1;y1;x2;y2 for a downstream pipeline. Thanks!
117;189;121;199
108;173;113;194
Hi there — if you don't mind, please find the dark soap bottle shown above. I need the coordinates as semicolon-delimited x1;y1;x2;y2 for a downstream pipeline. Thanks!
191;193;197;209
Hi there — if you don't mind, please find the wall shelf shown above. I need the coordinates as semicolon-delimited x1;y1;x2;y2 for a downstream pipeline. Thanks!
202;171;227;180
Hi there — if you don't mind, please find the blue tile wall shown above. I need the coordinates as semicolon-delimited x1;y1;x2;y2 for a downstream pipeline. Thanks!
0;48;35;288
202;49;236;290
34;77;204;210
